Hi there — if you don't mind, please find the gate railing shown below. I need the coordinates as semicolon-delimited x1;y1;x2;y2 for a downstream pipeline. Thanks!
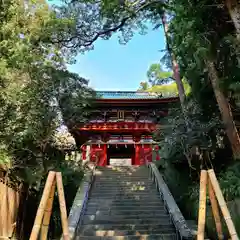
67;156;100;239
148;163;193;239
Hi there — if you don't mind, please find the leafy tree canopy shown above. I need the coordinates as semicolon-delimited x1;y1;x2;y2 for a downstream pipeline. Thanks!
147;63;173;85
0;0;94;184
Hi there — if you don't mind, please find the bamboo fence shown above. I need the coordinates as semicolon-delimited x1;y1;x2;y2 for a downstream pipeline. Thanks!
56;172;69;240
208;177;223;240
40;179;56;240
208;169;238;240
197;169;239;240
197;170;208;240
0;178;20;239
30;171;69;240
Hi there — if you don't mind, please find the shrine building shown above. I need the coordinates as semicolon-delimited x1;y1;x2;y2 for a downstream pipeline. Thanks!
71;91;178;166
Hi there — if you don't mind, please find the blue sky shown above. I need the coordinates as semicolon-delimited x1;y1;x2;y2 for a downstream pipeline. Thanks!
68;29;166;91
48;1;166;91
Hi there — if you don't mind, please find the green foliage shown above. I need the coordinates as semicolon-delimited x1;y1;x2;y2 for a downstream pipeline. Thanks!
0;0;93;177
219;162;240;201
0;0;93;238
138;77;191;97
49;0;166;54
146;63;172;85
138;63;191;96
168;0;239;104
1;0;239;237
149;78;190;94
156;99;223;169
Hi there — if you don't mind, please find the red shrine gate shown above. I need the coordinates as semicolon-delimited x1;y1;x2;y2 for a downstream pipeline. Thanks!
80;122;160;166
73;91;178;166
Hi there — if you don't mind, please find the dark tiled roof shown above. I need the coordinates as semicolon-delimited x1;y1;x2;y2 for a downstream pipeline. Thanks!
96;91;177;100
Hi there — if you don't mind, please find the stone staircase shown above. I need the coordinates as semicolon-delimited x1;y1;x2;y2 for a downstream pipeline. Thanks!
75;166;178;239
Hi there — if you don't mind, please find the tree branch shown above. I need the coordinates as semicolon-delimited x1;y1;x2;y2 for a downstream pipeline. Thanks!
52;0;163;49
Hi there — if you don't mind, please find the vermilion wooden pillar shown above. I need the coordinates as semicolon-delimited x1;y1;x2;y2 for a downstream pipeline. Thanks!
135;145;140;165
143;145;152;164
103;144;107;166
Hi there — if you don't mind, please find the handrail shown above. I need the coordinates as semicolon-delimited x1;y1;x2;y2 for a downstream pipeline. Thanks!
148;163;193;239
68;156;100;239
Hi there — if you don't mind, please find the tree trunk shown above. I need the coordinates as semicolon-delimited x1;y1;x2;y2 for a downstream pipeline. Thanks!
161;13;186;106
16;183;29;240
225;0;240;38
207;60;240;158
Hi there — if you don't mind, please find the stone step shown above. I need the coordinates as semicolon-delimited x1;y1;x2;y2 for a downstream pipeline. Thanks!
96;172;148;175
82;217;173;225
83;213;170;221
95;175;151;181
87;200;162;206
76;167;177;240
90;189;157;194
85;208;167;215
95;176;150;179
95;181;153;184
89;193;160;199
91;185;157;191
96;170;149;174
87;201;165;208
95;173;150;178
88;194;161;200
90;192;158;198
95;180;151;183
96;176;150;179
96;175;150;178
92;184;155;189
91;187;156;192
80;228;176;237
76;235;177;240
90;191;157;196
97;167;146;171
79;223;175;232
85;206;166;213
94;179;153;187
91;187;157;193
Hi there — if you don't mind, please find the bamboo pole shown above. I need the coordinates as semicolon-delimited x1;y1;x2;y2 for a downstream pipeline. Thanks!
0;182;3;237
8;187;16;237
30;171;56;240
40;179;56;240
56;172;69;240
208;169;239;240
197;170;208;240
2;176;8;238
208;177;224;240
